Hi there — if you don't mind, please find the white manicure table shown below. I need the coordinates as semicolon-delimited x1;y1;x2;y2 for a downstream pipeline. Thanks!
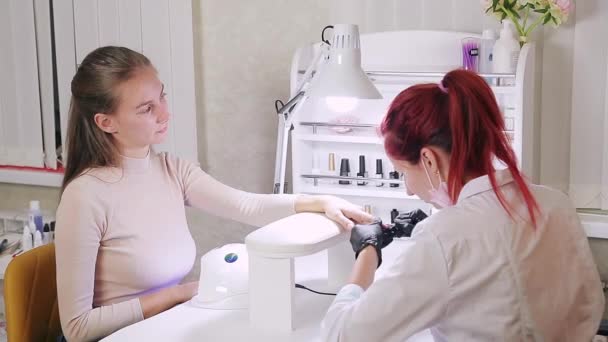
102;214;433;342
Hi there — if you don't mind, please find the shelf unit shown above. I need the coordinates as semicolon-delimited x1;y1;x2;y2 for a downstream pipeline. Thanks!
287;30;537;223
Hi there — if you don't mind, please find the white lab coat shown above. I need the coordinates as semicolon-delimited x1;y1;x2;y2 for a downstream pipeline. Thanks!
321;169;605;342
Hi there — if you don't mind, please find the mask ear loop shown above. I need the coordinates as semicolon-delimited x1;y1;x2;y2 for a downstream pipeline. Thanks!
422;159;437;191
436;169;445;184
422;156;447;190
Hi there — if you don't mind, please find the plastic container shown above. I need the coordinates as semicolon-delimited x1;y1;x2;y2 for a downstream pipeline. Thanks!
492;21;520;74
461;37;480;72
479;29;497;74
28;200;44;233
21;224;33;251
33;230;43;248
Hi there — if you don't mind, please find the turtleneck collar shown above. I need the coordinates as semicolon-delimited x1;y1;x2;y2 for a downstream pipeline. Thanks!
120;149;151;173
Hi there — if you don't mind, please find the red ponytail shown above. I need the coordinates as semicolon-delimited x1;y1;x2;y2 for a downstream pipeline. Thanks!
381;69;539;226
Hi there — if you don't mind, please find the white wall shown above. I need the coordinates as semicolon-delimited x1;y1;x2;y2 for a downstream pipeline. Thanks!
569;0;608;209
328;0;499;33
182;0;332;280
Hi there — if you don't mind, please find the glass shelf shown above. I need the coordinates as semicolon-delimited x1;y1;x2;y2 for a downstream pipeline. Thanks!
298;70;516;80
294;133;382;145
299;174;418;200
301;173;404;185
299;122;377;129
297;122;514;144
365;70;515;79
299;175;415;200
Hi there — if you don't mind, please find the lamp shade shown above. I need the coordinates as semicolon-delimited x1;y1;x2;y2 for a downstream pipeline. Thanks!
307;24;382;99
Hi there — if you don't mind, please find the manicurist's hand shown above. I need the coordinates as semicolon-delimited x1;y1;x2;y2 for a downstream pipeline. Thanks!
349;218;387;267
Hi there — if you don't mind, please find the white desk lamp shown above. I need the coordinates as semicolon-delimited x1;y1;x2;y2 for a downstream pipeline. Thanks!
272;24;382;194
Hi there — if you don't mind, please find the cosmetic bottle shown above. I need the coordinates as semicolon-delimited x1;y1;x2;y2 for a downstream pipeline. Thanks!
50;221;56;242
21;224;33;251
328;153;337;184
42;223;51;244
339;158;351;185
493;21;520;75
28;200;44;233
389;170;400;188
356;155;368;186
373;159;384;187
33;230;43;248
311;152;321;175
479;29;497;74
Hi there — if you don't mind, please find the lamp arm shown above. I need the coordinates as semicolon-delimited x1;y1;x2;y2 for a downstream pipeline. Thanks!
273;91;303;194
272;91;307;194
272;42;329;194
293;42;328;95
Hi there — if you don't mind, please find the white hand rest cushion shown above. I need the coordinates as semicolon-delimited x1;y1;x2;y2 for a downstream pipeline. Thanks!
245;213;347;258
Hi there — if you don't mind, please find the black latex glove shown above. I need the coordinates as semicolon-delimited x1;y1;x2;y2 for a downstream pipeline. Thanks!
392;209;428;238
350;218;389;267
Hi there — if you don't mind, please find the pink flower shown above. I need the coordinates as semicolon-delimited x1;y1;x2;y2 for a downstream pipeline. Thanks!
554;0;574;15
480;0;492;10
480;0;504;10
550;0;574;24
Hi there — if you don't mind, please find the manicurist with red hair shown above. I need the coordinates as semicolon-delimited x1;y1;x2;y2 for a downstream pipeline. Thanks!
321;70;604;341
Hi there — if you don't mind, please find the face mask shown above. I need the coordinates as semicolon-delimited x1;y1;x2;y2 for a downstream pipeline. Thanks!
422;162;455;208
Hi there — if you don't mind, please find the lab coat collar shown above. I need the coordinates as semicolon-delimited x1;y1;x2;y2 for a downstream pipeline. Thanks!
457;169;514;203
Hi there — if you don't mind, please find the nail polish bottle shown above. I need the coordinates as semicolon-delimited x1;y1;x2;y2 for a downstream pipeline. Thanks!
339;158;351;185
356;155;368;186
373;159;384;187
389;170;400;188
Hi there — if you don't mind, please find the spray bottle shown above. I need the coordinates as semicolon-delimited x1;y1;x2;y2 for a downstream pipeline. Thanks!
28;200;44;233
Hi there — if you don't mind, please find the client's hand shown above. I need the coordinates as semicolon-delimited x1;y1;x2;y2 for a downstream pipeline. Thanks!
174;281;199;303
141;281;200;319
321;195;374;230
294;195;374;230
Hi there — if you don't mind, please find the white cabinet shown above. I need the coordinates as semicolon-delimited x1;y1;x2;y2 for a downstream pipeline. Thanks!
288;30;537;222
